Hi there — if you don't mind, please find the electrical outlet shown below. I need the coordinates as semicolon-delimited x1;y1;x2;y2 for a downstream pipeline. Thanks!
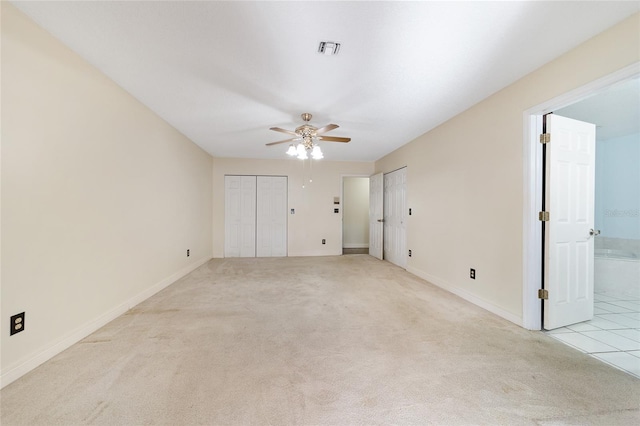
470;268;476;279
409;208;412;215
408;249;412;257
187;249;190;257
322;239;326;245
10;312;25;336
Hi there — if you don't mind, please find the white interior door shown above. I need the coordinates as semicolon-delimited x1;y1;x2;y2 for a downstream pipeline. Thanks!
544;114;596;330
256;176;288;257
369;172;384;260
225;176;256;257
383;168;407;268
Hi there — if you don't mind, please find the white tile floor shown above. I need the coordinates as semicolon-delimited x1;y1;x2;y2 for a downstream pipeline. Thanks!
547;293;640;378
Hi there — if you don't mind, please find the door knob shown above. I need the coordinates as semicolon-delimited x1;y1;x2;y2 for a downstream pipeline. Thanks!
589;228;601;237
377;219;384;222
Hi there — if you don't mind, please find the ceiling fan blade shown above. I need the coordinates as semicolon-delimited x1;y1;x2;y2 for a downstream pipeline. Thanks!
315;124;339;134
270;127;298;136
266;138;298;146
318;136;351;143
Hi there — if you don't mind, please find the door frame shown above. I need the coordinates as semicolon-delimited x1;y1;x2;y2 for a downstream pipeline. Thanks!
521;62;639;330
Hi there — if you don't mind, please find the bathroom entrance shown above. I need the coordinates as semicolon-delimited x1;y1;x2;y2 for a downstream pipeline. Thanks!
553;77;640;305
527;71;640;377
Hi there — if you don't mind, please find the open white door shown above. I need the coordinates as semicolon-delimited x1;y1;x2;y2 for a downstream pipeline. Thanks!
544;114;596;330
383;168;407;268
369;172;383;260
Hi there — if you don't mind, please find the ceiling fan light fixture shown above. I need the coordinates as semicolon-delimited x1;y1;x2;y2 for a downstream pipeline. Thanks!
286;144;297;156
311;145;323;160
267;112;350;160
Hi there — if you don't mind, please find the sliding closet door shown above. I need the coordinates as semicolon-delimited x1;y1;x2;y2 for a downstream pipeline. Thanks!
256;176;288;257
224;176;256;257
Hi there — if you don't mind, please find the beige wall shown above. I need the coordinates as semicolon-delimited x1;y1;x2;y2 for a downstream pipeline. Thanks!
343;177;370;248
1;4;213;386
212;158;373;257
375;13;640;324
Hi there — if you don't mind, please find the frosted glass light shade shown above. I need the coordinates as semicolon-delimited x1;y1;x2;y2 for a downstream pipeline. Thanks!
311;145;323;159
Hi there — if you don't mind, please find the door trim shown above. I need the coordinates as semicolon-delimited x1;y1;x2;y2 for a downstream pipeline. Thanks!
521;62;639;330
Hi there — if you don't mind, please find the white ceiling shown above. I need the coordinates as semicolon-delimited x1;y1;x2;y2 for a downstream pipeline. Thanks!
11;1;640;162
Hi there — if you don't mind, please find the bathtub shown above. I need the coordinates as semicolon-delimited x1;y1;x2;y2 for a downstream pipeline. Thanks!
595;249;638;260
594;248;640;298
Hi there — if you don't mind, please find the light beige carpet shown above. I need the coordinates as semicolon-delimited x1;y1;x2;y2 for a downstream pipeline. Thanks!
1;255;639;425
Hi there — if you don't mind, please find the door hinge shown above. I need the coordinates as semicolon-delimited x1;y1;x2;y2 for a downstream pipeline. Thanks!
538;289;549;300
538;211;549;221
540;133;551;144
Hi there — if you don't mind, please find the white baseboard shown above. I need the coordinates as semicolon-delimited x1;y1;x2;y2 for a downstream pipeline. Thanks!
0;256;211;389
406;266;523;327
343;243;369;249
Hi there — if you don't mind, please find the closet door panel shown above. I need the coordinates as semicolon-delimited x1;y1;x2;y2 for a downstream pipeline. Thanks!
224;176;256;257
257;176;288;257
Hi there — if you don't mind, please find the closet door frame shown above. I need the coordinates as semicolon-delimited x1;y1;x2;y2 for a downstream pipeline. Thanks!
224;175;288;258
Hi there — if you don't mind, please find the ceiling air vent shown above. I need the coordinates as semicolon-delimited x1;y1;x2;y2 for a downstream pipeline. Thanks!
318;41;340;55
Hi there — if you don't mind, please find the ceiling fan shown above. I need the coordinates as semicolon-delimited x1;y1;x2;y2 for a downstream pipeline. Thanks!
266;113;351;160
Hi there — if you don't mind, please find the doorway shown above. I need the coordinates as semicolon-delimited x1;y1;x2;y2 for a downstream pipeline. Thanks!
366;168;408;266
523;66;640;377
342;176;370;255
523;64;639;330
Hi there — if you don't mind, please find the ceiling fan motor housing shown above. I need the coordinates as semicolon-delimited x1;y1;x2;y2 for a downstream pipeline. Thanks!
296;114;318;147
